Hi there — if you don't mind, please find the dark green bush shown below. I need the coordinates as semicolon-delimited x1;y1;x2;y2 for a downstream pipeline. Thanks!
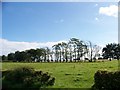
92;70;120;90
2;67;55;90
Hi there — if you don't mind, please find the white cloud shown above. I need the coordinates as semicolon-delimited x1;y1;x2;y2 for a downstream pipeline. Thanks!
95;4;98;7
95;17;99;21
99;5;118;18
55;19;64;23
0;38;67;55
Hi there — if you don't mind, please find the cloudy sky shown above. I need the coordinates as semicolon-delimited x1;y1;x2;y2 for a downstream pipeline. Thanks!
1;2;118;55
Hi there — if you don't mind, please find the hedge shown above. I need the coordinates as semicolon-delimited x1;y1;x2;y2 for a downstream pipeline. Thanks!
92;70;120;90
2;67;55;90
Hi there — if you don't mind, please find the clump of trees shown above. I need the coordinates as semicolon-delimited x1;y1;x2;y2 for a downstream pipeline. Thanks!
2;38;120;62
102;43;120;60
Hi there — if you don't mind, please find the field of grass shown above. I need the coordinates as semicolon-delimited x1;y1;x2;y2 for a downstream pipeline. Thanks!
2;60;119;88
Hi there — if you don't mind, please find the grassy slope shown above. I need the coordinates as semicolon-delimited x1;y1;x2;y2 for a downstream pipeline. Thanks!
2;60;119;88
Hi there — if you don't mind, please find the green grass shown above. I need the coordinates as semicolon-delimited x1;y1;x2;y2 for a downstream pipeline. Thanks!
2;60;119;88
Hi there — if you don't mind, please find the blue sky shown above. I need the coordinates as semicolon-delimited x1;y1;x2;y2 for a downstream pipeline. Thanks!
1;2;118;55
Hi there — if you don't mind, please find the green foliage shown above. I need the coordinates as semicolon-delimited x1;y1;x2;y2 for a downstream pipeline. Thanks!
102;43;120;60
2;55;7;61
92;70;120;90
7;53;15;61
2;67;55;89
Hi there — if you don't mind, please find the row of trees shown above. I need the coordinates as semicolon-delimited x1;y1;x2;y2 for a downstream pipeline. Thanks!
2;38;120;62
2;38;101;62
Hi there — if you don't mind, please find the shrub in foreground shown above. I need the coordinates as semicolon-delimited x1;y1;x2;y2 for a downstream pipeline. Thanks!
92;70;120;90
2;67;55;90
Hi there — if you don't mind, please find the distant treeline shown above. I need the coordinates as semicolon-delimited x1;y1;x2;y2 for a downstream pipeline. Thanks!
1;38;120;62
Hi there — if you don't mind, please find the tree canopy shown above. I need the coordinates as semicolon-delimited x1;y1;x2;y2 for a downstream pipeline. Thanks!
2;38;120;62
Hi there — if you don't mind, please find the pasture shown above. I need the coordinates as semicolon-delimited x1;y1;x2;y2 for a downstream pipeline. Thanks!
2;60;119;88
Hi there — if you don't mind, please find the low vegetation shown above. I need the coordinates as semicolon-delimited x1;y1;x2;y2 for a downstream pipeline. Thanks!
2;60;118;88
2;67;55;89
92;70;120;90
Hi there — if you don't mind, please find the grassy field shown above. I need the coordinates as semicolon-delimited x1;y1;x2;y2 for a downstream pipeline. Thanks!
2;60;119;88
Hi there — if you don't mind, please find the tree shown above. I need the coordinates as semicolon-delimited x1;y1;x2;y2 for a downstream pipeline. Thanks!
82;43;89;60
50;49;54;62
63;42;69;62
39;48;47;62
102;43;120;60
35;48;46;62
86;41;100;62
88;41;93;62
102;43;114;60
68;42;73;62
114;44;120;60
36;48;42;62
2;55;7;61
52;44;59;62
76;40;86;61
8;53;15;61
55;42;68;62
92;45;101;61
14;51;21;62
69;38;79;62
26;49;37;62
45;47;51;62
57;43;62;62
14;51;27;62
60;42;66;61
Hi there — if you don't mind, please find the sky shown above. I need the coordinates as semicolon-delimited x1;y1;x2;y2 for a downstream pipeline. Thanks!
1;2;118;55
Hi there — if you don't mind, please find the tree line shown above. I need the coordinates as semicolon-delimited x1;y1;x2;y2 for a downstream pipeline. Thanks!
2;38;120;62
